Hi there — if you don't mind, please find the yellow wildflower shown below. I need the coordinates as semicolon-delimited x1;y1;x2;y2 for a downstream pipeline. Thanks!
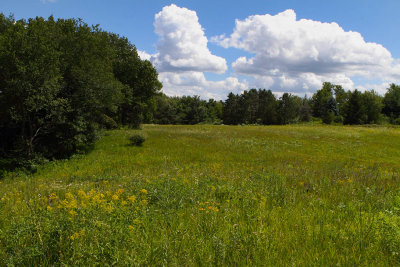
49;193;58;200
116;189;124;195
112;195;119;201
70;229;85;240
67;199;78;209
140;189;148;194
69;210;77;216
92;194;101;204
77;190;87;199
46;205;53;211
103;204;113;213
128;225;135;231
128;195;137;203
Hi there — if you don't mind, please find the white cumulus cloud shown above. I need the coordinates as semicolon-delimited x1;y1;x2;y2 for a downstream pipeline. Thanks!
142;4;248;99
152;4;227;74
159;72;249;100
213;9;400;94
137;50;152;61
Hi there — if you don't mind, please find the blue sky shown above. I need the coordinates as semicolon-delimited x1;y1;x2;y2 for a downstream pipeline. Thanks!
2;0;400;99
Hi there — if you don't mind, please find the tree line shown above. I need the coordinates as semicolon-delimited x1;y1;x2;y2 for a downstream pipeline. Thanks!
0;14;161;165
146;82;400;126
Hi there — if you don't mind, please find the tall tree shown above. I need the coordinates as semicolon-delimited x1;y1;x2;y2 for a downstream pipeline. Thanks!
0;15;161;161
258;89;278;125
343;90;365;124
223;93;243;125
242;89;259;124
277;93;301;124
299;96;312;122
108;34;162;128
0;16;64;158
311;82;334;118
382;84;400;124
362;90;383;124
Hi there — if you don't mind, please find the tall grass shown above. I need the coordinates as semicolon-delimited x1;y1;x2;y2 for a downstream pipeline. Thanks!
1;125;400;265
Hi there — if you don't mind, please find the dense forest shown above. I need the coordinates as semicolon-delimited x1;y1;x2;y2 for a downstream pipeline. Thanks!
0;14;161;164
1;14;400;166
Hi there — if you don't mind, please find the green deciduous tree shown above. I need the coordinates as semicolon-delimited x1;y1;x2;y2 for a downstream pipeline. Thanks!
0;14;161;162
362;90;383;124
277;93;302;125
383;84;400;124
343;90;365;125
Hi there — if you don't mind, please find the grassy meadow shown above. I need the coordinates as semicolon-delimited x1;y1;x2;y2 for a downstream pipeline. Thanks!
1;124;400;266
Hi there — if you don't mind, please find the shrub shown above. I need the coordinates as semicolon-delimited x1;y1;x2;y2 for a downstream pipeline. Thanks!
100;114;119;130
334;115;344;123
322;111;335;124
128;134;146;146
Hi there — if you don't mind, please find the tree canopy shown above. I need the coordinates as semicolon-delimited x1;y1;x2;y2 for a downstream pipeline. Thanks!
0;14;161;162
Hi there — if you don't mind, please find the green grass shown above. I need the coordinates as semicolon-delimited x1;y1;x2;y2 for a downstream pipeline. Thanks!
1;124;400;266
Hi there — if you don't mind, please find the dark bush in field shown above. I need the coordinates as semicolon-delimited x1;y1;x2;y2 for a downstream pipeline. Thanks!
128;134;146;146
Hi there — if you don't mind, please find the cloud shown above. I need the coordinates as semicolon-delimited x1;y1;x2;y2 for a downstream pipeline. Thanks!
137;50;152;61
159;72;248;100
213;9;400;94
356;82;392;95
152;4;227;74
41;0;57;3
143;4;247;99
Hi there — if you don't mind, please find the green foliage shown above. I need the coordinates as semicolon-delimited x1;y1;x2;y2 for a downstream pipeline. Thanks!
0;14;161;161
362;90;383;124
223;89;279;125
342;90;382;125
147;83;396;127
150;94;222;125
128;134;146;146
322;111;335;124
311;82;334;118
99;114;119;130
110;34;162;127
223;92;243;125
383;84;400;123
277;93;302;124
343;90;365;124
298;97;312;122
311;82;342;123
